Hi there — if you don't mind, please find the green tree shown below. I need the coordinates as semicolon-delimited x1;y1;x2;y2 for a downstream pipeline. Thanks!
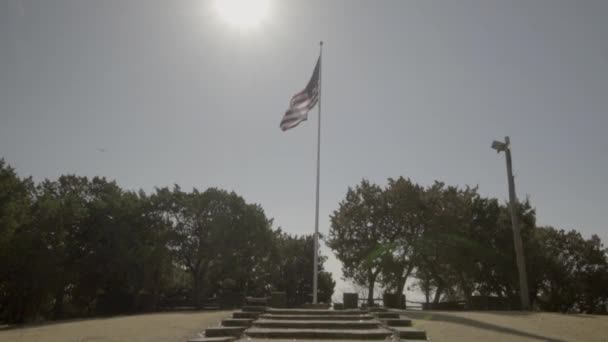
378;177;426;307
29;176;90;319
415;182;477;303
87;179;170;314
328;180;386;305
415;183;537;305
0;160;35;323
533;227;608;313
152;186;276;307
273;232;335;306
0;160;32;256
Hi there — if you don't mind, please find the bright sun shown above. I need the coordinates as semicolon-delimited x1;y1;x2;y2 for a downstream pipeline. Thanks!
215;0;270;30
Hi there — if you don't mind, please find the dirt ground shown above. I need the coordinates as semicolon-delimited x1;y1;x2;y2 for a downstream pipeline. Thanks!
406;309;608;342
0;310;231;342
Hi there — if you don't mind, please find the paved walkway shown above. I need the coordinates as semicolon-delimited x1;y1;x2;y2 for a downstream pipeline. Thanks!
393;309;608;342
0;310;232;342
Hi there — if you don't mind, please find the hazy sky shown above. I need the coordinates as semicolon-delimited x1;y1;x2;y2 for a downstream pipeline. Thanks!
1;0;607;300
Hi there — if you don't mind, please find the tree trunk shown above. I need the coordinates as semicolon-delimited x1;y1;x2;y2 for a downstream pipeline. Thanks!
53;288;65;319
433;282;444;303
367;279;375;306
459;273;472;304
367;270;378;306
192;271;202;308
395;265;413;308
395;280;405;308
423;274;431;304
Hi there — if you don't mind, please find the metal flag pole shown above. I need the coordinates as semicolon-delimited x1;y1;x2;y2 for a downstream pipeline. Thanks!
313;41;323;304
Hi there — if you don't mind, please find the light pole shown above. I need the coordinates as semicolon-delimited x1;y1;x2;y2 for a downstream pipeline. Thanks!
491;136;530;310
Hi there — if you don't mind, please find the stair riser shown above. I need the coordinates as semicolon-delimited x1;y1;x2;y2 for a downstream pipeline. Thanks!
245;331;392;340
376;313;400;319
232;312;259;319
204;328;244;338
242;306;266;312
253;322;380;329
265;309;366;315
386;321;412;327
382;319;413;327
399;330;428;339
221;321;252;327
188;338;235;342
260;314;375;321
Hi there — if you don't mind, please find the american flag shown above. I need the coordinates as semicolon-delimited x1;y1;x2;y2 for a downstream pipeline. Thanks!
279;56;320;131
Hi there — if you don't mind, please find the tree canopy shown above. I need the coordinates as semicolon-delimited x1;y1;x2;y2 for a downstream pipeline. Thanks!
329;177;608;313
0;159;334;323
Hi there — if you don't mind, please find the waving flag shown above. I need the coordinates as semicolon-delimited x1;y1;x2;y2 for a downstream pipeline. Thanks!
279;56;320;131
277;42;325;305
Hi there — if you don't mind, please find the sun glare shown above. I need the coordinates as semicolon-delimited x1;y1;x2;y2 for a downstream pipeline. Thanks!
215;0;270;30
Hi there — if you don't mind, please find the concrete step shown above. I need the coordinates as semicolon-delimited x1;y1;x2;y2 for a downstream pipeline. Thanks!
239;340;384;342
375;312;400;319
260;313;375;321
245;327;393;340
265;308;367;316
242;305;266;312
189;337;235;342
232;311;260;319
392;327;428;340
253;319;381;330
368;307;388;312
238;340;380;342
221;318;253;327
302;303;331;309
381;318;412;326
205;327;246;338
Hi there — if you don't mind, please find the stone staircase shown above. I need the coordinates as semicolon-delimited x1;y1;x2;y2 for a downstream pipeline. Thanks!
246;307;393;340
369;307;428;340
189;299;427;341
188;299;266;342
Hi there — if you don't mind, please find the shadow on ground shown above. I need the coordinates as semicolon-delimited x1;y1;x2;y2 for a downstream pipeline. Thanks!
404;310;569;342
479;310;596;319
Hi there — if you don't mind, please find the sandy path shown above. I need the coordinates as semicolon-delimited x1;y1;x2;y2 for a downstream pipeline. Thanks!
0;310;231;342
405;310;608;342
